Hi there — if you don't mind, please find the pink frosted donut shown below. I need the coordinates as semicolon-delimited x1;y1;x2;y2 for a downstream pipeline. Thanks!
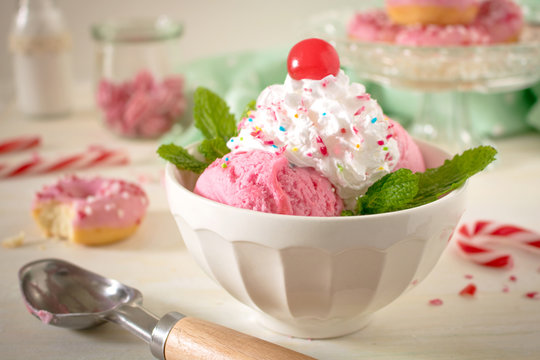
386;0;480;25
473;0;523;43
347;9;404;43
32;175;148;245
395;23;491;46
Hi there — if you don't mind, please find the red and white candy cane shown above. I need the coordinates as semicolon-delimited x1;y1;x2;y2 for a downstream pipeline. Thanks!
0;146;129;178
454;220;540;268
0;135;41;155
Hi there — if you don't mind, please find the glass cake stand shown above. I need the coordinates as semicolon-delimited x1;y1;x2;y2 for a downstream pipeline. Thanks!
307;6;540;153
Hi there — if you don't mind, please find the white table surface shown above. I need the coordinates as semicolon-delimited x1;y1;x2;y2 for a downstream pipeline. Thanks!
1;104;540;360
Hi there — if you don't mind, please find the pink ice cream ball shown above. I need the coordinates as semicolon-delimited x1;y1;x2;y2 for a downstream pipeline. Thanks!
389;119;426;173
194;150;344;217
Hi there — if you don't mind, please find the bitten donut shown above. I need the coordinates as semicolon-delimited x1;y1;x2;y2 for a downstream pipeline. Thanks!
32;175;148;245
347;9;404;43
386;0;480;26
473;0;523;43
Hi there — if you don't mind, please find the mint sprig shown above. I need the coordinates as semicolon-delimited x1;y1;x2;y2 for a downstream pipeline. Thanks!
409;145;497;208
350;145;497;215
157;87;255;173
198;138;230;162
193;87;237;141
357;169;419;215
157;144;208;174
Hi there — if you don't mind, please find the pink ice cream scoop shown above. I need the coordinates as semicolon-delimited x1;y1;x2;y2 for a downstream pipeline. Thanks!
389;119;426;173
194;150;343;216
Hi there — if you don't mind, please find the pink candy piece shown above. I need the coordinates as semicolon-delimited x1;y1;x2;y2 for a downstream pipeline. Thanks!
0;135;41;155
459;283;477;297
429;298;444;306
96;70;186;138
0;146;128;178
454;221;540;269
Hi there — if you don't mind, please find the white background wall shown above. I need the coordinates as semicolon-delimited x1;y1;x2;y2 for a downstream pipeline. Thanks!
0;0;366;97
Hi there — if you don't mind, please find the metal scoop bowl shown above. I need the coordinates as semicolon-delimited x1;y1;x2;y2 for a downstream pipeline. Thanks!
19;258;315;360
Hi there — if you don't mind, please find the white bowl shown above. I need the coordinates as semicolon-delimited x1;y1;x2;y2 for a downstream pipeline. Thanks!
164;140;466;339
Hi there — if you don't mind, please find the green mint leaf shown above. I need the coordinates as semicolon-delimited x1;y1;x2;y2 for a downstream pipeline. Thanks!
193;87;237;141
348;145;498;216
198;138;230;163
241;99;257;120
157;143;208;174
357;169;419;215
341;210;355;216
408;145;497;208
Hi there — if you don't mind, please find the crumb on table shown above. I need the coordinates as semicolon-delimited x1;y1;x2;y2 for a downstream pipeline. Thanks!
1;231;25;249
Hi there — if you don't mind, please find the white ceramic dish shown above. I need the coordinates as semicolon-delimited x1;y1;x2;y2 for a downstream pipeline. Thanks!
164;140;467;339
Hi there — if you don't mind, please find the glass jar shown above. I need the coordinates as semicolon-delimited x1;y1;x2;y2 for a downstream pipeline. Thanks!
92;17;186;139
10;0;73;116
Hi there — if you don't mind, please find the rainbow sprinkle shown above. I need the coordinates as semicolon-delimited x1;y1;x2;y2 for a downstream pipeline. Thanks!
279;126;286;132
371;117;377;124
354;107;365;116
221;163;227;169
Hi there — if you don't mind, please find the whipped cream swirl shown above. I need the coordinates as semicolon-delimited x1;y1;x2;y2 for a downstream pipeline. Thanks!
227;70;400;205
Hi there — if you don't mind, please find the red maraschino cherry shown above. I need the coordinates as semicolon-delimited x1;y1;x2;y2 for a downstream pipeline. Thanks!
287;38;340;80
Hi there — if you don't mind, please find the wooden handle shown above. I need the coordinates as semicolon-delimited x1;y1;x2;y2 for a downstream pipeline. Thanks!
163;316;317;360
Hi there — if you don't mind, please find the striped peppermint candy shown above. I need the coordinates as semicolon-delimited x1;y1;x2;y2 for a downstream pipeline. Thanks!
0;136;41;155
0;146;129;178
454;220;540;268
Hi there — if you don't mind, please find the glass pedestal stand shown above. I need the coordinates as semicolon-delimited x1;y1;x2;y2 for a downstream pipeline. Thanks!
308;7;540;153
411;91;481;154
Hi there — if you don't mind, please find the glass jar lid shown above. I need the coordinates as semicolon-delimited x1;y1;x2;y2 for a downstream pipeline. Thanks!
91;16;182;43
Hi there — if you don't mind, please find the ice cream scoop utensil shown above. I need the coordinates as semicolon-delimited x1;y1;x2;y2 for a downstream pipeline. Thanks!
19;258;315;360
